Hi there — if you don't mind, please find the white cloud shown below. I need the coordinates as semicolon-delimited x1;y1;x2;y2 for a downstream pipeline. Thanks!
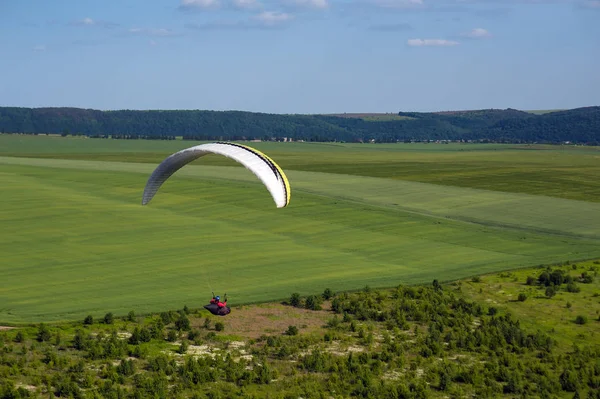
180;0;220;9
461;27;491;38
407;38;459;46
371;0;424;9
32;45;46;52
254;11;293;24
285;0;329;9
70;17;119;28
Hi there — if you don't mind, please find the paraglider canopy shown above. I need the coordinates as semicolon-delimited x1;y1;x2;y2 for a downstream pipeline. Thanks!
204;303;231;316
141;142;291;208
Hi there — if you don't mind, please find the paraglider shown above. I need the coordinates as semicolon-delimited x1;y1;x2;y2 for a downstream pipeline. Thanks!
142;142;291;318
141;141;291;208
204;293;230;316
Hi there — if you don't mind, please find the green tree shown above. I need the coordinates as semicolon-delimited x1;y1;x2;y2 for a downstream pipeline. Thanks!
104;312;114;324
518;293;527;302
290;293;301;307
286;325;298;336
175;315;191;331
36;323;51;342
322;288;334;300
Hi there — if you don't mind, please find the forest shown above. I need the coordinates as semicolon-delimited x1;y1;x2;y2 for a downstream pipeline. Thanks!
0;106;599;144
1;262;599;399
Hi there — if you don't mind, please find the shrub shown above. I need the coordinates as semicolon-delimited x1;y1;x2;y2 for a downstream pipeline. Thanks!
104;313;114;325
575;315;588;325
517;293;527;302
160;312;172;325
525;276;536;285
322;288;334;300
285;325;298;336
581;272;594;284
471;276;481;283
290;293;301;308
566;283;581;293
175;315;190;331
127;311;136;322
215;322;224;332
36;324;51;342
167;330;177;342
545;286;556;298
178;340;189;354
305;295;322;311
83;315;93;325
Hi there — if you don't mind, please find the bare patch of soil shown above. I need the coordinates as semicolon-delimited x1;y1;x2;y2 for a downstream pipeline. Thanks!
198;302;333;340
0;326;16;331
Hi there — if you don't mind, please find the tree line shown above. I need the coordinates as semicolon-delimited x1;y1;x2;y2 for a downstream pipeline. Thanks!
1;106;599;144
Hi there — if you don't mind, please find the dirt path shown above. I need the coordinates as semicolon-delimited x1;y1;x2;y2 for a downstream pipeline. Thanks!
0;326;16;331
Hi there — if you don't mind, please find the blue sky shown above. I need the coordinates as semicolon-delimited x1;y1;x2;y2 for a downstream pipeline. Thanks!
0;0;599;113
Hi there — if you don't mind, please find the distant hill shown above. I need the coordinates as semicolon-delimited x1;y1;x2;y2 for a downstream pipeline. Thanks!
0;106;598;144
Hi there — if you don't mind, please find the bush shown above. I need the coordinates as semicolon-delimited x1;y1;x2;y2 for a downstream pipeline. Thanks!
127;311;136;322
175;315;190;331
545;286;556;298
160;312;172;325
566;283;581;293
471;276;481;283
290;293;301;308
104;312;114;325
285;325;298;336
575;315;588;325
305;295;323;311
167;330;177;342
525;276;536;285
215;322;224;332
178;340;189;354
36;324;51;342
581;272;594;283
322;288;334;300
83;315;93;325
517;293;527;302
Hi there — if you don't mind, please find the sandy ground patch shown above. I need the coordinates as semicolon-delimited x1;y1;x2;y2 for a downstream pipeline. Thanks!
0;326;16;330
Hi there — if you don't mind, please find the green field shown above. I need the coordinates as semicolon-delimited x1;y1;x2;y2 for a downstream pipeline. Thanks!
1;135;599;323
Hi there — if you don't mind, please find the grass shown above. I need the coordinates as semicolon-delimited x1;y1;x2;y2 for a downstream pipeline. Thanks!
460;259;600;349
2;135;598;203
1;135;599;323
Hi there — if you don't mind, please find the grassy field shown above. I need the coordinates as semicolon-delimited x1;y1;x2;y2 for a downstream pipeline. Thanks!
1;135;599;323
460;259;600;349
